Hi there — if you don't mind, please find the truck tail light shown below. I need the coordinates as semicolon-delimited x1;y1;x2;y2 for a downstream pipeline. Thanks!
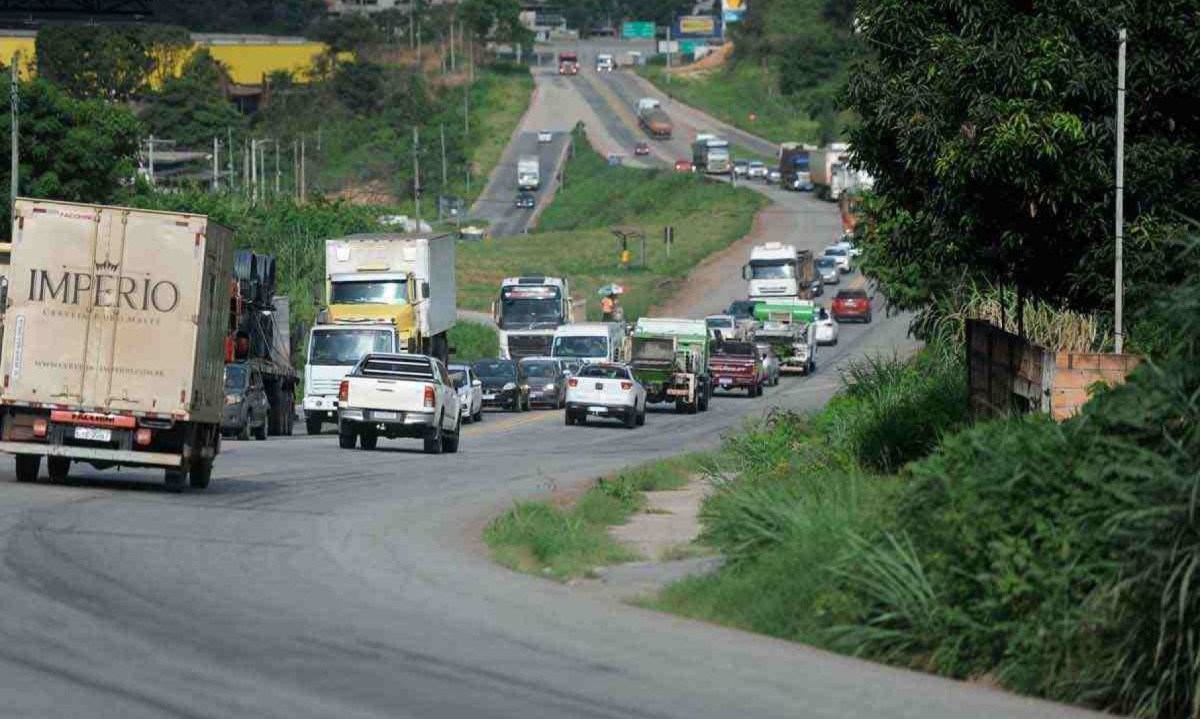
32;418;47;438
568;378;578;387
135;428;153;446
620;381;633;390
338;380;349;403
423;384;435;408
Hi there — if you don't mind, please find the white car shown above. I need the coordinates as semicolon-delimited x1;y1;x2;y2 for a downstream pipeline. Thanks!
338;353;461;454
832;239;863;258
537;130;553;144
596;54;615;72
565;363;646;428
823;245;852;273
748;161;768;180
449;363;484;423
814;308;839;346
767;169;782;184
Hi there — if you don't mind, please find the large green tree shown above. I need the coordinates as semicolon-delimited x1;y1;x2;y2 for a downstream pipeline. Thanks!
846;0;1200;314
0;78;142;236
141;50;245;149
36;24;189;100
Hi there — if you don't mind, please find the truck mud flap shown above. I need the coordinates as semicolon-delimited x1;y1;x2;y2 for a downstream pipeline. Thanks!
0;442;183;468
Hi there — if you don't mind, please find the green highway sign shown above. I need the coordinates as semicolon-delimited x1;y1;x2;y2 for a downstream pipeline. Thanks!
622;21;655;39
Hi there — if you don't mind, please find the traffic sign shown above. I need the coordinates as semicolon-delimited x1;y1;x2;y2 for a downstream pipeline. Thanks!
622;21;655;39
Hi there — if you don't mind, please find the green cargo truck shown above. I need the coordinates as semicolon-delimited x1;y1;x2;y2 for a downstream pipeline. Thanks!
753;299;819;375
627;318;711;414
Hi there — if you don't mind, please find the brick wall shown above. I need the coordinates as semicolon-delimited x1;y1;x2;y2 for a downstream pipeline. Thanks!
1050;352;1143;421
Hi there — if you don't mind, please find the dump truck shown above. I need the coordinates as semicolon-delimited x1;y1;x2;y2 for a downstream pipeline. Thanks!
626;317;711;414
636;97;673;139
752;299;819;375
303;233;456;434
226;251;297;438
0;198;233;490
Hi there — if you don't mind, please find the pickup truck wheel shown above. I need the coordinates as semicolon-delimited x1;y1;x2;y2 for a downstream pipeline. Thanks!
47;457;71;482
359;430;378;450
15;455;41;483
564;412;575;426
306;415;323;435
189;459;213;490
424;420;444;454
442;422;461;453
338;426;358;449
675;399;687;414
699;385;710;412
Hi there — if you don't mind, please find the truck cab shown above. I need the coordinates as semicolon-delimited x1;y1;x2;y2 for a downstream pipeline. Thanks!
494;276;574;360
517;156;540;191
303;323;399;434
743;242;818;300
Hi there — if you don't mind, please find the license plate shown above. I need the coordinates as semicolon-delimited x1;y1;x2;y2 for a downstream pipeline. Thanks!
74;426;112;442
594;383;604;390
720;378;732;385
373;411;398;420
482;394;496;400
588;405;607;413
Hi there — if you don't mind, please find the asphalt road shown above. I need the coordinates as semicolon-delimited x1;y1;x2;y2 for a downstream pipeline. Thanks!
469;127;569;238
0;41;1101;719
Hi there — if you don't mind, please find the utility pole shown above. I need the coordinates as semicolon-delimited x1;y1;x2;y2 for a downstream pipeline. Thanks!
300;137;307;202
212;136;219;192
449;16;456;71
293;140;299;200
463;87;470;136
10;50;19;206
250;138;258;203
666;25;673;84
227;127;234;192
148;134;156;185
1114;28;1127;354
243;139;250;195
440;123;447;191
274;141;280;196
412;126;422;228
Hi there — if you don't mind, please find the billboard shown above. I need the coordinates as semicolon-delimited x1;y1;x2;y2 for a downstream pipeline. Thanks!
675;15;718;38
722;0;747;23
621;21;655;39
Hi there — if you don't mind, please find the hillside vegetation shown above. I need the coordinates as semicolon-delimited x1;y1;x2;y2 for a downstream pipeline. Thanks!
639;0;856;144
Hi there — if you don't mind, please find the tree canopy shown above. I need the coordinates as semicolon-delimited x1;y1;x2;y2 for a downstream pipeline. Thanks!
847;0;1200;315
36;24;190;101
140;50;246;149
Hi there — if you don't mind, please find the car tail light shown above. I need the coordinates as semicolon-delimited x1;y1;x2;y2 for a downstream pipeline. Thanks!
424;384;435;409
135;428;153;446
568;378;578;387
338;380;349;403
620;381;633;390
32;418;47;438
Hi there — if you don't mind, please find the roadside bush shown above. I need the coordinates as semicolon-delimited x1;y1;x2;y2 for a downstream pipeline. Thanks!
820;347;967;473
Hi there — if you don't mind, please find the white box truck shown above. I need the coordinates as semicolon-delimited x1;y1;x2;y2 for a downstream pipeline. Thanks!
517;156;540;191
303;233;456;434
0;198;233;490
809;143;850;201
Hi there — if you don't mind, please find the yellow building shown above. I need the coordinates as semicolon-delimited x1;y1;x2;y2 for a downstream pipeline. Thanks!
0;30;330;86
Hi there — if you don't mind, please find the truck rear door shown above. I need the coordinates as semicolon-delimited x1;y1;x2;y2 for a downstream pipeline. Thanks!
7;202;206;414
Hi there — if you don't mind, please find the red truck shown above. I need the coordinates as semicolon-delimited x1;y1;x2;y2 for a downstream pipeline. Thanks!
558;52;579;75
708;340;767;397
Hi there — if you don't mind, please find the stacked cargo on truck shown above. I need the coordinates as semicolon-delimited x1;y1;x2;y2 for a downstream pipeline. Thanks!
303;233;455;435
752;299;819;375
0;199;233;490
636;98;673;139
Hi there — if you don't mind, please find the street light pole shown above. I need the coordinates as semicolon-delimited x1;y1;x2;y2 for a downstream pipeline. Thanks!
1114;28;1127;354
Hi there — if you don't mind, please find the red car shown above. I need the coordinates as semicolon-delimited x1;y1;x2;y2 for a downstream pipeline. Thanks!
674;159;694;172
634;142;651;156
831;289;872;323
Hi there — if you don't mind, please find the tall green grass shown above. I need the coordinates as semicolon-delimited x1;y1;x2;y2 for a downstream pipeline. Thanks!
447;321;498;362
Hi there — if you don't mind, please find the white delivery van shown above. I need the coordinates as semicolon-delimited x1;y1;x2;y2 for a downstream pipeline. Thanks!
550;322;625;372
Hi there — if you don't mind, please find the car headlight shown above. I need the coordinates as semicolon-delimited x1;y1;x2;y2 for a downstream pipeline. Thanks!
225;394;240;405
543;383;556;391
503;382;517;391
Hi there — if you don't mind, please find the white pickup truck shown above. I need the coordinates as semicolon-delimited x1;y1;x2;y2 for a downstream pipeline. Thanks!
337;353;462;454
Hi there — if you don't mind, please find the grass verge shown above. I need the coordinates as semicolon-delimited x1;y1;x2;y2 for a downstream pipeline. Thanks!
484;453;709;581
457;128;766;319
462;65;536;202
447;321;498;363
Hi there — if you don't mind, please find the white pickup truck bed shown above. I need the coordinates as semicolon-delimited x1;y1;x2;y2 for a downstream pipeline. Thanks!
337;354;461;454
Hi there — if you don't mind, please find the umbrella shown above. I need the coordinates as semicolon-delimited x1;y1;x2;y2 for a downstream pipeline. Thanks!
597;283;625;296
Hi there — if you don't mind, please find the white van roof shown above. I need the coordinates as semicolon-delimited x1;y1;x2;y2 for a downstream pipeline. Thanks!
553;322;621;336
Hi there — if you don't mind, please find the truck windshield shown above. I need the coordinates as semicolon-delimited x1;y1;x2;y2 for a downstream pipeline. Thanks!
499;298;562;328
552;336;608;358
791;156;810;171
309;329;394;366
749;261;796;279
330;280;407;305
224;364;247;391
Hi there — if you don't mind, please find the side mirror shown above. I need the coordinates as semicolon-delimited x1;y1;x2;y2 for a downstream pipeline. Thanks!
472;379;481;387
491;300;499;323
741;264;752;281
